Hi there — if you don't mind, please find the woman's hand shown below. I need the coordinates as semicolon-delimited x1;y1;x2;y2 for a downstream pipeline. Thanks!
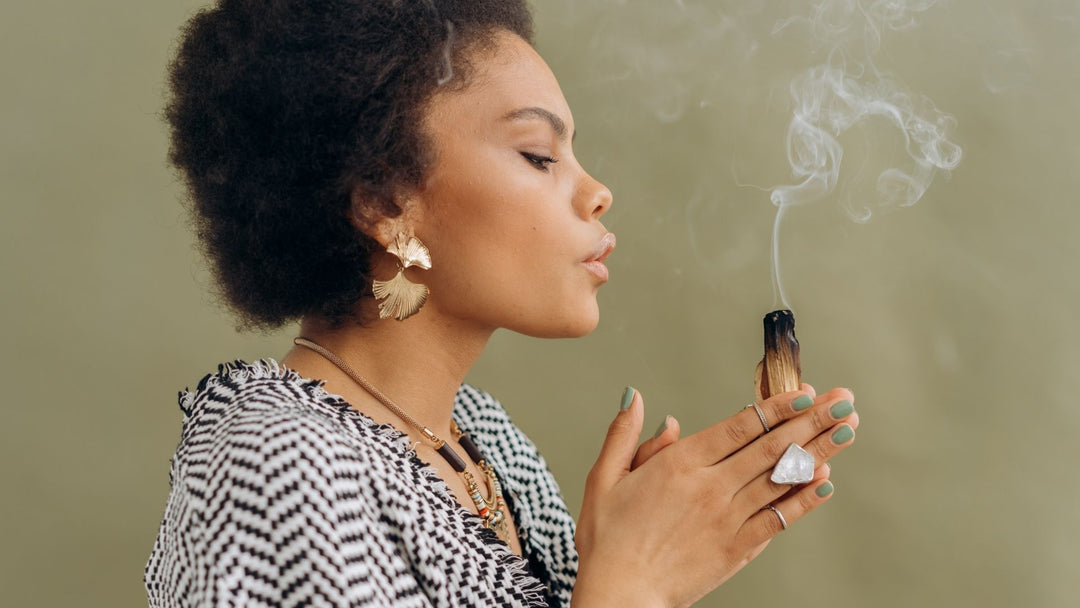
631;411;682;471
628;402;778;589
627;383;822;589
630;381;814;470
572;385;858;608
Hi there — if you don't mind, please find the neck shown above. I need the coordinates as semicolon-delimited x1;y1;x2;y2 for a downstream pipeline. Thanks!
281;305;493;441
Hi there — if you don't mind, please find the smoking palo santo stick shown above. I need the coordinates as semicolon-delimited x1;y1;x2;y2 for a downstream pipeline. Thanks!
754;309;802;402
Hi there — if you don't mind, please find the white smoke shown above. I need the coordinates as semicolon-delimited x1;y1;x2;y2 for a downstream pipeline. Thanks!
768;0;962;309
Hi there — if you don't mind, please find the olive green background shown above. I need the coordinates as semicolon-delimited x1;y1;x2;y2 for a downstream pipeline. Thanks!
3;0;1077;606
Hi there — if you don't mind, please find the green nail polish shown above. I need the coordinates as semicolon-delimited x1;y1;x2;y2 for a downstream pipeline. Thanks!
831;424;855;445
816;481;835;498
653;416;669;438
620;387;635;411
792;394;813;411
829;400;854;419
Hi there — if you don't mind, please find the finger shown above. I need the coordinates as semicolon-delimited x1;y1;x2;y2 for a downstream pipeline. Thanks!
737;477;836;548
722;388;855;480
773;463;832;503
676;386;819;467
734;453;837;515
754;385;826;431
585;387;645;494
631;415;681;470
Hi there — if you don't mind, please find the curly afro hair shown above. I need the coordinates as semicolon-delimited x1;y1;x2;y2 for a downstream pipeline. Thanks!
166;0;534;332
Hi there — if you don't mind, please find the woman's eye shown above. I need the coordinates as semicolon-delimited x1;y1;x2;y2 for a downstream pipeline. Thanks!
521;152;558;171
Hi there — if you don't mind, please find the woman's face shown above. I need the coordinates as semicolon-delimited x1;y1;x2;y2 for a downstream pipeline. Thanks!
406;29;614;338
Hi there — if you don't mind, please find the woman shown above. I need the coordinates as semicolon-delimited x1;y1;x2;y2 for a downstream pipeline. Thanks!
145;1;858;606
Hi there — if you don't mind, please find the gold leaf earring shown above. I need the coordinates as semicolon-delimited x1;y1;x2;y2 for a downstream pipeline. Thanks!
372;233;432;321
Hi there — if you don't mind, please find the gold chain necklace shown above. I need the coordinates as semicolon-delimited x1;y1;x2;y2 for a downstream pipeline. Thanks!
292;337;511;545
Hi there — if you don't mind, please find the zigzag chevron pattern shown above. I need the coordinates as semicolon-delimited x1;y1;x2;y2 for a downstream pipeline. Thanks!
145;359;579;607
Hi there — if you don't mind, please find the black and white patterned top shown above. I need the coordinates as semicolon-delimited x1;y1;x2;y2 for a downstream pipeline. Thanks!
144;358;579;607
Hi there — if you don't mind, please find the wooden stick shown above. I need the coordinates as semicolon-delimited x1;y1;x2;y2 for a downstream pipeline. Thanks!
754;309;802;402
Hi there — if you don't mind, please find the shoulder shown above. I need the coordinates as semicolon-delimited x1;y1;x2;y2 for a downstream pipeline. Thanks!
148;360;435;607
451;382;559;501
178;359;368;455
167;359;440;546
454;382;506;419
172;359;408;510
453;383;540;455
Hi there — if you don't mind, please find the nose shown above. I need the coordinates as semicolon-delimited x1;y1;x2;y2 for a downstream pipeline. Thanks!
576;171;613;221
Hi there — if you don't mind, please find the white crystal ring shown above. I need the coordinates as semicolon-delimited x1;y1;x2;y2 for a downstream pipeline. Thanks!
770;443;815;485
765;505;788;529
744;403;770;433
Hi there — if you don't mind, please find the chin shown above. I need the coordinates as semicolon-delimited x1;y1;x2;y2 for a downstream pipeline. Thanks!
514;302;600;339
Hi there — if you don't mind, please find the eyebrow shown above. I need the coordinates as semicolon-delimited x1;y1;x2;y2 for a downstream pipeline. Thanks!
501;107;576;143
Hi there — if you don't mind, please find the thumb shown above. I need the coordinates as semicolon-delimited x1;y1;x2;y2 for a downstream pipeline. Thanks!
587;387;644;493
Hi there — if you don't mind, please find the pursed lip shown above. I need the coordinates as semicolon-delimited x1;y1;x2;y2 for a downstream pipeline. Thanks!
583;232;617;263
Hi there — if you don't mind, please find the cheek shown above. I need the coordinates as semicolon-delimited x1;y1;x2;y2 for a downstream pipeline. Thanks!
433;185;556;275
422;200;532;299
430;221;566;313
419;166;588;324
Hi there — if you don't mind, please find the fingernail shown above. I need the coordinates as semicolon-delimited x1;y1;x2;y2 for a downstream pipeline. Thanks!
792;394;813;411
653;415;670;438
816;480;835;498
831;424;855;445
620;387;636;411
829;400;854;419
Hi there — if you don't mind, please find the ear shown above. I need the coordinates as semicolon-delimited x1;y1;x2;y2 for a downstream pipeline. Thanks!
349;186;415;249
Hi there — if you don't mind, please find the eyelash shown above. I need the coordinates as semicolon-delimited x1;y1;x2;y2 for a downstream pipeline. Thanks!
521;152;558;171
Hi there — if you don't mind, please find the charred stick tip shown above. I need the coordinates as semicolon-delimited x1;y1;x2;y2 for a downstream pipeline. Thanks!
756;309;802;401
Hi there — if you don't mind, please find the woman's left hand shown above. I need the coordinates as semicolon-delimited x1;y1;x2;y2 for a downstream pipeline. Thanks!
629;380;817;470
626;382;823;587
631;415;681;470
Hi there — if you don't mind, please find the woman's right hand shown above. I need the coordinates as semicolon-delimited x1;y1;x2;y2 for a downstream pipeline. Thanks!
572;385;858;608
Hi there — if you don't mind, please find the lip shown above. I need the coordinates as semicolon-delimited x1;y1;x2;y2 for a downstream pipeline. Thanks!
583;232;616;282
583;232;617;264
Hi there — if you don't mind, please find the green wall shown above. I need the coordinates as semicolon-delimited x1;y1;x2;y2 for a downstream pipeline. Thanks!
2;1;1077;606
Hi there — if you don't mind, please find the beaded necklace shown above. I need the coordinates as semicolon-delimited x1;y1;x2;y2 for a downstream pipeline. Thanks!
292;337;511;545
